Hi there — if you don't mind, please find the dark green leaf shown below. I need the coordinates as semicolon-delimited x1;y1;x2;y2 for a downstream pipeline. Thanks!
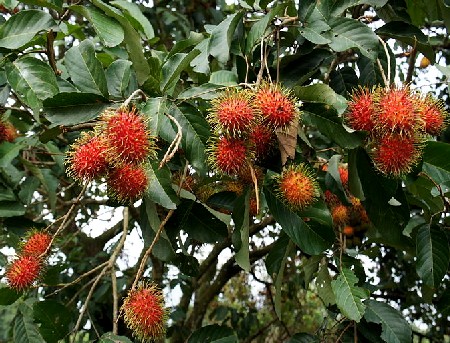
43;92;108;126
146;162;179;210
209;70;238;86
99;333;134;343
0;287;22;306
416;225;450;288
316;263;336;306
422;141;450;185
318;0;388;19
331;268;369;322
111;0;155;40
0;141;24;167
19;0;62;11
70;5;124;47
0;10;55;49
232;191;250;271
0;201;25;217
265;231;290;277
187;325;238;343
161;50;200;94
264;185;335;255
14;303;45;343
64;40;109;97
286;333;320;343
177;83;223;101
33;301;72;343
294;83;347;114
329;66;359;96
376;21;435;62
364;299;412;343
106;59;133;99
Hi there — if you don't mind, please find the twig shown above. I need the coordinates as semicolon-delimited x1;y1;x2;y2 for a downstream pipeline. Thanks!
62;122;97;132
405;47;417;84
123;89;148;108
159;111;182;169
377;36;391;88
336;321;353;342
111;268;119;334
248;162;260;214
72;207;130;339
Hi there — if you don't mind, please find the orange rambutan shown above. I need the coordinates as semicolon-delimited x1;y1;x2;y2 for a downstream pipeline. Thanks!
375;87;418;134
208;136;249;175
332;204;349;226
6;255;42;290
417;95;448;136
66;133;109;182
371;133;422;177
343;225;355;237
254;82;299;129
338;167;349;185
249;123;276;160
276;164;320;211
21;231;52;257
208;89;258;135
101;107;155;165
121;283;168;341
345;87;376;132
107;164;149;203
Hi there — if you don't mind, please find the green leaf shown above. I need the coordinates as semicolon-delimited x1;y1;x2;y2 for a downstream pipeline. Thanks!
422;141;450;185
209;70;238;86
43;92;108;126
416;225;450;288
329;66;359;96
161;50;200;94
265;231;290;277
111;0;155;39
187;324;238;343
93;0;150;85
286;333;319;343
168;199;228;243
318;0;388;19
177;83;223;101
364;299;412;343
64;40;109;97
0;201;25;217
376;21;435;63
0;10;55;49
331;268;369;322
19;0;63;11
99;333;133;343
245;3;287;54
300;9;331;45
327;17;379;60
316;263;336;306
0;141;24;167
106;59;133;99
33;300;72;343
264;185;335;255
208;12;244;64
274;239;294;319
146;162;179;210
14;303;45;343
232;191;250;271
294;83;347;114
70;5;124;47
6;57;59;112
0;287;22;306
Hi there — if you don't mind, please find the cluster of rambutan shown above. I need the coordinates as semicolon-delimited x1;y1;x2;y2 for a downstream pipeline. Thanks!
0;117;18;143
323;165;369;244
345;86;448;177
6;230;52;290
66;107;156;203
121;282;168;341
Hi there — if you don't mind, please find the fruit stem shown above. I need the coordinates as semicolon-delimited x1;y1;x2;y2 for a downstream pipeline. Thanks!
123;89;148;108
377;36;391;89
159;111;182;169
248;162;260;214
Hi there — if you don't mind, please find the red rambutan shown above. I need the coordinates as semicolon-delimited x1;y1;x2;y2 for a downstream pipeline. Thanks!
254;82;299;129
417;95;448;136
375;87;418;134
346;87;376;132
371;133;422;177
21;231;52;257
338;167;349;185
343;225;355;237
107;164;149;203
66;133;109;182
208;136;249;175
249;123;276;160
121;283;168;341
324;190;341;206
209;89;257;135
0;121;18;143
6;255;42;290
276;164;320;211
101;107;155;165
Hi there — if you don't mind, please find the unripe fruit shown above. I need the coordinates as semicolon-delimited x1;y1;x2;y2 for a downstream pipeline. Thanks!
208;136;249;175
371;133;422;177
276;164;320;211
21;231;52;257
121;283;168;341
346;87;376;132
101;107;155;165
332;204;349;226
66;133;109;182
6;255;42;290
417;96;447;136
254;82;299;129
375;87;418;134
209;89;258;135
107;164;149;203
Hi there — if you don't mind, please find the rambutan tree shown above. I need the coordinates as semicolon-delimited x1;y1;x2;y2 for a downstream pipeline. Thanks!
0;0;449;342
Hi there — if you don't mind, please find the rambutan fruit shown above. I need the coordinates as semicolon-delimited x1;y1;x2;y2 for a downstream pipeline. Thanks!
345;87;376;132
417;95;448;136
207;136;250;175
224;180;245;195
0;120;18;143
339;167;349;185
100;107;155;165
371;133;422;177
374;87;418;134
20;231;52;257
208;89;258;135
332;204;349;226
343;225;355;237
66;132;109;182
324;190;341;206
276;164;320;211
249;196;259;216
254;82;299;129
107;164;149;203
249;123;276;160
121;283;168;341
6;255;42;290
